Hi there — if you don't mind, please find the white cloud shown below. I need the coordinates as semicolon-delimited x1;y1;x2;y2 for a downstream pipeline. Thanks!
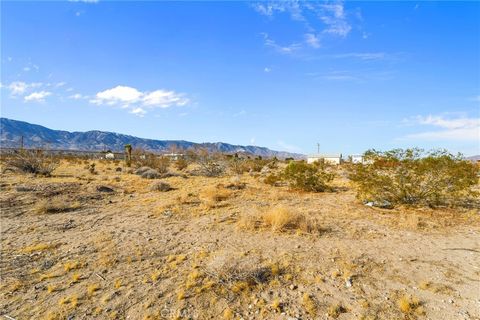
5;81;42;95
130;107;146;117
404;114;480;141
319;2;351;37
304;33;320;48
91;85;190;115
24;91;51;102
264;67;272;73
69;93;84;100
92;85;143;105
143;90;189;108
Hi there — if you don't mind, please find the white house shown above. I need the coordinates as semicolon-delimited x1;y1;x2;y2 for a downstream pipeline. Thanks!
105;152;115;160
350;154;364;164
307;154;343;165
163;153;184;161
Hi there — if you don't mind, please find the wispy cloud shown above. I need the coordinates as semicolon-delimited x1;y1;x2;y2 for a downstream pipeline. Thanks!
254;1;357;54
233;110;246;117
68;93;85;100
403;114;480;141
318;2;351;37
264;67;272;73
4;81;42;95
331;52;387;61
261;33;301;55
90;85;190;116
304;33;320;48
24;91;51;102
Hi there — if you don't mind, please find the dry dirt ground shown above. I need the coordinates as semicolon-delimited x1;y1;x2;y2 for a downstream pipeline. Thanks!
0;160;479;320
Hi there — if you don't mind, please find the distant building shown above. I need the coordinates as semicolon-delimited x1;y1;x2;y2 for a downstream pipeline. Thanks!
105;152;115;159
307;154;343;165
350;154;364;164
163;153;184;161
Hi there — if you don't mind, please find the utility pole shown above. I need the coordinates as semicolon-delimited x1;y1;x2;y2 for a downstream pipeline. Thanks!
20;136;24;150
317;143;320;154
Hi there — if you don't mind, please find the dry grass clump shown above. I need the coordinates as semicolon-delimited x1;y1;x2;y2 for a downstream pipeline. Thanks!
238;206;322;234
20;242;57;253
398;294;425;315
199;186;232;208
327;303;346;318
35;196;81;214
302;293;318;316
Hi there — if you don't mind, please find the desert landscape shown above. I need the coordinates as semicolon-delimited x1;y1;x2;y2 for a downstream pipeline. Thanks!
1;150;479;320
1;1;479;319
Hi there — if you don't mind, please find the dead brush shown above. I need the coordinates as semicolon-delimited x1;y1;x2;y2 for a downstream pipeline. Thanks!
35;196;81;214
199;186;232;208
3;149;59;176
203;253;274;294
238;206;322;234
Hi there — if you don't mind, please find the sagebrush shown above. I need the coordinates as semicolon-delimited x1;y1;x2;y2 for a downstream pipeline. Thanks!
347;149;478;207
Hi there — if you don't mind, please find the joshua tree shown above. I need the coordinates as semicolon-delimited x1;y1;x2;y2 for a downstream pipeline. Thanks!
124;144;132;167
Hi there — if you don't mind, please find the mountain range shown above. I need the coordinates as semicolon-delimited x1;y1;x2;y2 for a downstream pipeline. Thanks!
0;118;304;159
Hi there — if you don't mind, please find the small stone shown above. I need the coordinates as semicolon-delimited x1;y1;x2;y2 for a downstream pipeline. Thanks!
289;284;297;290
97;185;114;193
345;278;352;288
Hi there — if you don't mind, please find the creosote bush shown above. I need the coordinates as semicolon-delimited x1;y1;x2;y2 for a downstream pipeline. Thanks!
347;148;478;207
196;149;225;177
3;149;59;176
281;161;334;192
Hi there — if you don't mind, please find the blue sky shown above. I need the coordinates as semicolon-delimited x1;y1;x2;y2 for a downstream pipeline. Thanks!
1;1;479;156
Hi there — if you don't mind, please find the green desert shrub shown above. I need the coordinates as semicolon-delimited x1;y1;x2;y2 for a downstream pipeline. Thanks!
347;148;478;207
281;161;334;192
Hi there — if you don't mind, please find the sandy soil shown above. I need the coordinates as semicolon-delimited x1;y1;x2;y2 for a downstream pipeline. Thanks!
1;160;479;320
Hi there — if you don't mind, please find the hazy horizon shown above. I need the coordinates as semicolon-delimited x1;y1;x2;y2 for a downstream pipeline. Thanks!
1;1;479;156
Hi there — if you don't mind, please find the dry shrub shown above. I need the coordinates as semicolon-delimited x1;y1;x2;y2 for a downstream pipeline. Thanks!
35;196;81;214
150;181;172;192
282;161;334;192
3;149;59;176
135;167;160;179
225;176;246;190
348;148;479;208
238;206;322;234
175;158;189;171
177;191;200;205
199;186;232;208
133;151;170;174
237;210;259;230
204;253;272;287
195;149;225;177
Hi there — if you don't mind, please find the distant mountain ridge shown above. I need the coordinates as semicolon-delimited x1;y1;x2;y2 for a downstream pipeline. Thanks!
0;118;304;159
